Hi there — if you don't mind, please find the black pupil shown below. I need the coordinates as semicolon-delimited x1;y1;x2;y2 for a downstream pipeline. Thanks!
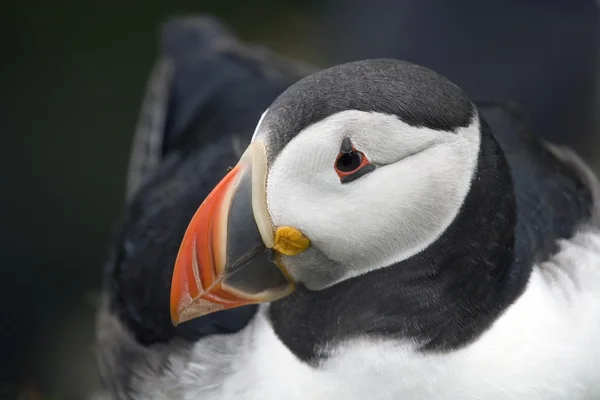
337;151;362;173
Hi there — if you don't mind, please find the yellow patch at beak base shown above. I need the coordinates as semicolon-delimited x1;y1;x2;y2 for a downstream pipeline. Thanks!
272;226;310;256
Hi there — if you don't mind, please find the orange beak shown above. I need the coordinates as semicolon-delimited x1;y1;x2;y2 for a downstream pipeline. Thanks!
170;144;296;325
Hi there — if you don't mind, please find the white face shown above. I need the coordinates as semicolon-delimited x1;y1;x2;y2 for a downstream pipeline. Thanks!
259;110;481;290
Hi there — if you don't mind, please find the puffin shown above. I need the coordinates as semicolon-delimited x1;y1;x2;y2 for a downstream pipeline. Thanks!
96;16;600;400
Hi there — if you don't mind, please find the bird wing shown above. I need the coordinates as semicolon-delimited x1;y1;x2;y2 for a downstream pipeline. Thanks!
478;102;598;278
103;16;316;346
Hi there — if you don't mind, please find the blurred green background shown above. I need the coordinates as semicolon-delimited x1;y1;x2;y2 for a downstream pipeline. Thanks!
2;1;599;399
1;1;322;399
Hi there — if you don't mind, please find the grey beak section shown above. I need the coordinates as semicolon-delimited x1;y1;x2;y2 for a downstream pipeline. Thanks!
220;162;291;298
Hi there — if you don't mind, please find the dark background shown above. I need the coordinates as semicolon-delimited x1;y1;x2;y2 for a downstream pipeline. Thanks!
2;1;599;399
1;2;322;399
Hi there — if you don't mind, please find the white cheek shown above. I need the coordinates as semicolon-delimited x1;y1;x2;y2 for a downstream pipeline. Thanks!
266;110;480;282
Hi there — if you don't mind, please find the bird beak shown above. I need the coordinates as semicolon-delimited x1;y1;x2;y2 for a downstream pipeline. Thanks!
170;141;310;325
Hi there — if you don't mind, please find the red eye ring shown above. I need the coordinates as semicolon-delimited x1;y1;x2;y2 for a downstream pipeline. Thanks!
334;148;371;179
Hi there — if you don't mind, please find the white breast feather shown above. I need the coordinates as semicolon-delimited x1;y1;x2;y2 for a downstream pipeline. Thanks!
107;228;600;400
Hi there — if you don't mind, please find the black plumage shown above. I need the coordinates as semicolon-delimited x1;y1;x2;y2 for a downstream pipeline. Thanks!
260;59;475;162
268;102;594;363
100;15;596;384
103;16;312;346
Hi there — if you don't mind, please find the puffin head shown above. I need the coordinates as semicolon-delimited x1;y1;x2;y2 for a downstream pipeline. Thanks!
170;59;487;325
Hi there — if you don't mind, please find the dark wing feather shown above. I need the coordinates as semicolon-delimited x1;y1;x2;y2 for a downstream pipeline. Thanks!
479;102;596;272
104;16;315;345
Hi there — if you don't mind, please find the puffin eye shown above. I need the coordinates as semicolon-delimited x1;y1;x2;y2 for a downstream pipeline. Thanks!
334;138;376;183
336;151;363;173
